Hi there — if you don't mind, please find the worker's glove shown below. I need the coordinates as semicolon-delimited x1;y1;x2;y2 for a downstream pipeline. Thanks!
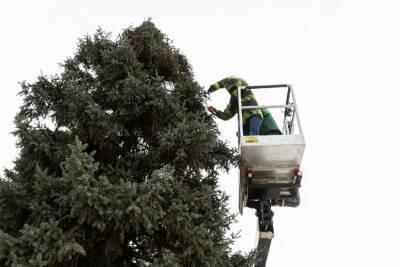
207;106;217;113
207;85;217;94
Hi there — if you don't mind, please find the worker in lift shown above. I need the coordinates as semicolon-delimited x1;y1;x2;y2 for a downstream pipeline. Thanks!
207;76;262;135
207;76;281;135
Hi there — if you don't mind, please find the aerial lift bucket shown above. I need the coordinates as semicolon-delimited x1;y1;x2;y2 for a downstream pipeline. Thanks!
237;84;305;267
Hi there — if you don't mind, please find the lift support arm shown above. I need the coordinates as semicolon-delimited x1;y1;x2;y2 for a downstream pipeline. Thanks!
254;194;274;267
255;235;272;267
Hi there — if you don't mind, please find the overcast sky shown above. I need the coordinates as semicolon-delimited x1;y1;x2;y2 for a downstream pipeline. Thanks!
1;1;400;266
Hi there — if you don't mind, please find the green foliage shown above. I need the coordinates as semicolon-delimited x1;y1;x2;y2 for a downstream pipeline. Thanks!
0;20;252;266
0;220;85;267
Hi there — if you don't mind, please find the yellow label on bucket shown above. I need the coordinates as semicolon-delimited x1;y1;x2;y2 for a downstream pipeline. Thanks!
245;136;259;144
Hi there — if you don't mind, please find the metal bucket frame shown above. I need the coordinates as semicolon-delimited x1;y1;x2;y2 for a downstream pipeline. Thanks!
237;84;305;141
238;84;306;213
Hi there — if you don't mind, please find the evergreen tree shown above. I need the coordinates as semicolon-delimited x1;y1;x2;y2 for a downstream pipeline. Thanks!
0;21;254;266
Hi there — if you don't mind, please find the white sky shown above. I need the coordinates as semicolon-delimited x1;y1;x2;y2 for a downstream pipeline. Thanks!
1;1;400;266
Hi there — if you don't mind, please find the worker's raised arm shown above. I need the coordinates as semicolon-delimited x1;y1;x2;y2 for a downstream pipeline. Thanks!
207;76;249;120
208;78;227;93
214;98;237;121
208;76;247;93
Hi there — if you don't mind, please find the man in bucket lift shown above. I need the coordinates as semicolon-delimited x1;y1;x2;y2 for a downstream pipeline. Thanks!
207;76;281;135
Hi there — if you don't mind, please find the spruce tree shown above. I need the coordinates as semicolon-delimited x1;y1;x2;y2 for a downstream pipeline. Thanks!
0;21;254;266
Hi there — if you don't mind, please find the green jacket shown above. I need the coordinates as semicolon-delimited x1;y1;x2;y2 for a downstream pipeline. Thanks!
260;108;282;135
208;76;263;125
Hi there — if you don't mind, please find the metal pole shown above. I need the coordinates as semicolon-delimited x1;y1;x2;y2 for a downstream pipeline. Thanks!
289;85;305;137
247;84;289;89
282;86;291;135
283;116;289;135
290;107;296;134
241;104;295;110
237;86;244;146
288;86;296;134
